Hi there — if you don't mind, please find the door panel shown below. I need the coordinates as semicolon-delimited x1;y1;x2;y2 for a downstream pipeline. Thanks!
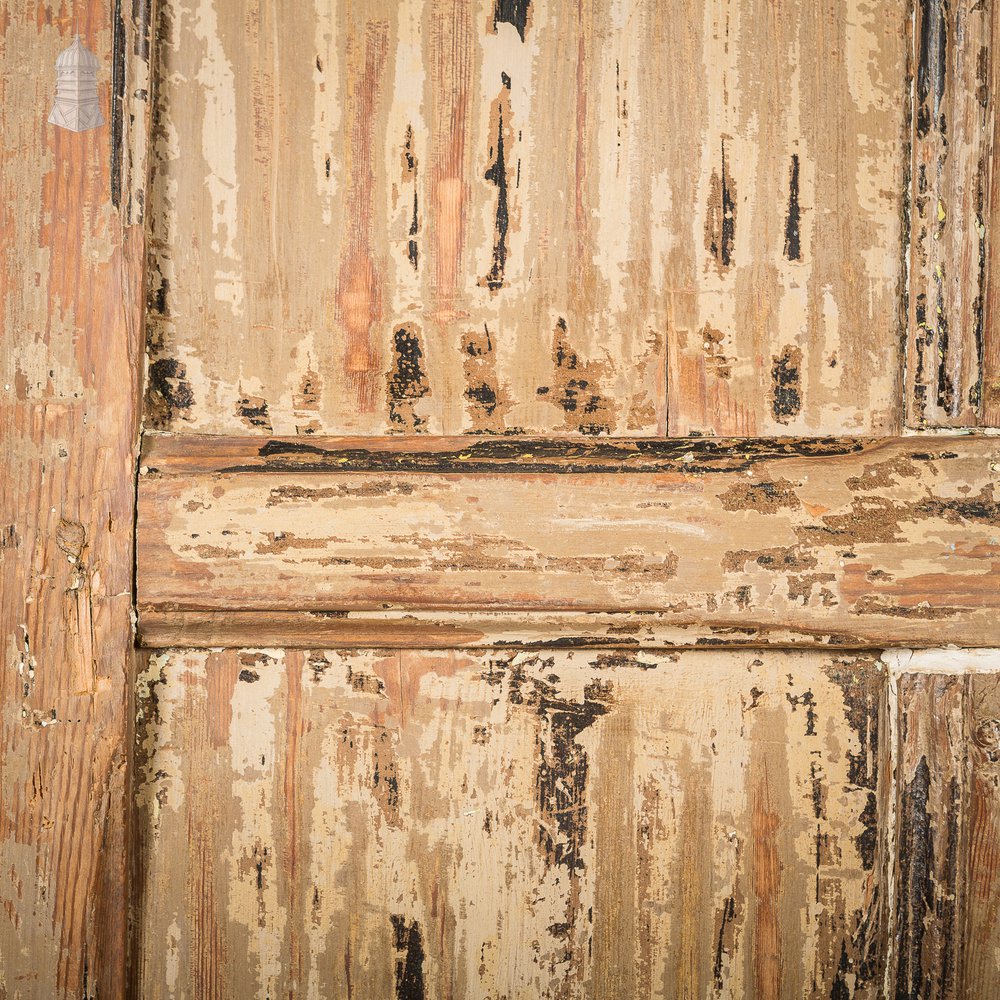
128;1;1000;998
144;0;914;438
134;647;884;999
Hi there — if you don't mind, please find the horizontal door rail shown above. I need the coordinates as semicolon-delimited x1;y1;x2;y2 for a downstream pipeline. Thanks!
137;434;1000;649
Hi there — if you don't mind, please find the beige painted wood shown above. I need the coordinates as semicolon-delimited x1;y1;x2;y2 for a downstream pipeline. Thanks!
133;647;885;999
0;3;154;997
136;435;1000;647
144;0;910;438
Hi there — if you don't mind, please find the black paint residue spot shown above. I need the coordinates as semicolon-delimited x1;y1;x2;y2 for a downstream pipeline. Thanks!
408;192;420;270
466;382;497;414
896;756;933;995
540;318;612;434
386;325;430;431
402;125;419;270
784;153;801;261
238;668;259;683
825;660;881;874
770;345;802;423
482;75;512;292
236;395;273;433
705;138;737;271
390;916;426;1000
915;0;947;139
785;688;816;736
713;896;737;990
462;325;510;432
146;358;194;425
110;0;127;208
508;664;610;882
934;263;955;413
492;0;531;41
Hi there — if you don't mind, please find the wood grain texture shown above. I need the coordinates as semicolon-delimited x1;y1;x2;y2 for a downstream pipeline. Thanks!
882;650;1000;1000
0;2;153;997
905;0;1000;429
890;670;969;1000
964;667;1000;999
136;436;1000;647
983;1;1000;427
133;647;886;999
144;0;910;438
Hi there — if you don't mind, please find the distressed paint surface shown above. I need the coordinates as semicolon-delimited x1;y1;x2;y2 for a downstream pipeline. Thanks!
134;647;885;999
880;650;1000;999
144;0;910;438
965;667;1000;998
907;0;997;427
137;436;1000;646
0;2;153;997
905;0;1000;429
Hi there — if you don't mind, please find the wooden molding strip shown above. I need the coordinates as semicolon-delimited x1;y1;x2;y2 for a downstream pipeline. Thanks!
137;434;1000;649
137;608;909;651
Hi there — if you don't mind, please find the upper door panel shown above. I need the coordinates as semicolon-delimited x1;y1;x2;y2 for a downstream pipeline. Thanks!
145;0;911;437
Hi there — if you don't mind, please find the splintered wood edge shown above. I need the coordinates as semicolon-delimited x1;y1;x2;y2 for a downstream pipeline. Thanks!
137;433;1000;650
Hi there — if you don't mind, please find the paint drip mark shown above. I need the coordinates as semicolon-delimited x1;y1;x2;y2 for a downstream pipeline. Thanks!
491;0;531;41
506;663;611;890
896;756;932;997
402;125;420;270
462;324;511;433
934;263;956;414
146;358;194;426
770;346;802;424
235;394;273;433
391;916;426;1000
784;154;801;261
480;74;513;293
386;325;430;431
713;896;737;990
705;138;737;272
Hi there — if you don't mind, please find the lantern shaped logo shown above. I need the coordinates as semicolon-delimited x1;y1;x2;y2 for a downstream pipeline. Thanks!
48;35;104;133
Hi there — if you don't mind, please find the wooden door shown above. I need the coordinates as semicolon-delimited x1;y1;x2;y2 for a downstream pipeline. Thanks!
2;1;1000;999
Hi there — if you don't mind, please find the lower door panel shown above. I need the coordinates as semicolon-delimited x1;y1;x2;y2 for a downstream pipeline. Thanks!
133;648;888;999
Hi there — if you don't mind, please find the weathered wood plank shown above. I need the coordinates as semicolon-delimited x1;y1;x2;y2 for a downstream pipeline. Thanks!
0;2;154;997
144;0;909;438
136;436;1000;647
883;650;1000;999
890;669;969;999
133;648;886;999
964;666;1000;998
905;0;996;429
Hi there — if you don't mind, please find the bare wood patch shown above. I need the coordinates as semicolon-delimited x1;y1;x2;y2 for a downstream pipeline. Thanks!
0;3;153;996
